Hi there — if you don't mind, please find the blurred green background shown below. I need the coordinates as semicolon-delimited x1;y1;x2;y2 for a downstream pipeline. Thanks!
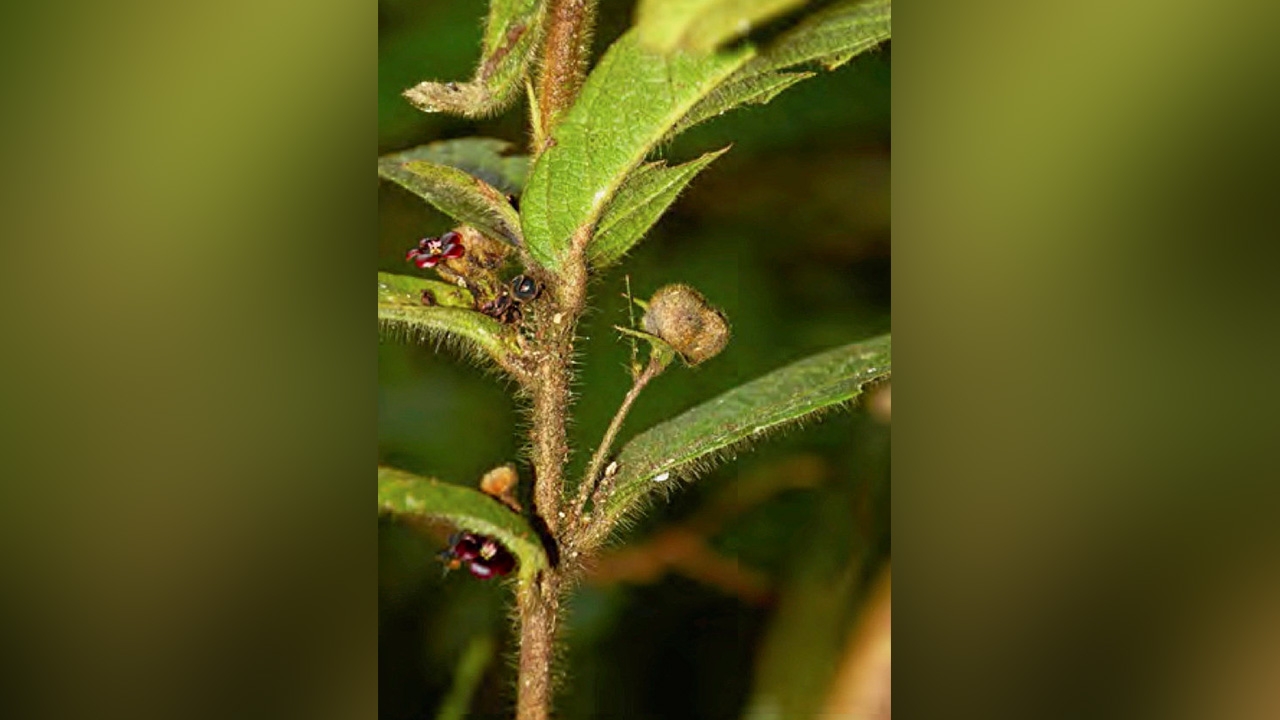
379;1;890;717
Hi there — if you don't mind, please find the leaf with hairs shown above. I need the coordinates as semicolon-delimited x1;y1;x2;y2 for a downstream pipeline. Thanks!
590;147;729;268
520;31;753;270
670;70;813;136
378;272;476;309
593;334;891;539
402;0;547;117
379;467;549;582
754;0;890;71
635;0;808;54
379;137;529;195
672;0;890;136
378;280;521;373
378;155;524;246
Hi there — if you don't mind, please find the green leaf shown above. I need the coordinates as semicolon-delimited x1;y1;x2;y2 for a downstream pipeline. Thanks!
520;31;754;270
597;334;891;532
753;0;890;72
378;281;520;371
670;70;813;136
402;0;547;117
379;138;530;196
590;147;729;267
378;272;475;309
672;0;890;135
379;467;549;582
636;0;809;54
379;153;524;246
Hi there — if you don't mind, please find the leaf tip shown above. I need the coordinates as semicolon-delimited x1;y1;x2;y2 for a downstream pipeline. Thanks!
403;81;498;118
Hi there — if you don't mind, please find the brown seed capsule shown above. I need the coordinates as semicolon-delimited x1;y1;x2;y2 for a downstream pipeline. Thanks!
641;284;730;365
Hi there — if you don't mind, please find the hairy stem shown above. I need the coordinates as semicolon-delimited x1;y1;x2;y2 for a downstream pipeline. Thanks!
534;0;598;149
520;2;597;708
527;254;587;535
530;358;570;534
518;243;588;720
516;572;562;720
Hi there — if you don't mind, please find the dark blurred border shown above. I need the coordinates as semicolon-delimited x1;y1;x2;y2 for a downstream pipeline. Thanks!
0;1;376;718
897;1;1280;719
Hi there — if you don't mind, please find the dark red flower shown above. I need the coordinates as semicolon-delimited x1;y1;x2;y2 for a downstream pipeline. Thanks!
466;550;515;579
407;232;465;269
439;532;516;580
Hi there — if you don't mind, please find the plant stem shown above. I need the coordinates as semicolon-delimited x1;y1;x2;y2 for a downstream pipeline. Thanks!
530;357;570;535
519;0;597;708
534;0;598;148
516;572;562;720
518;247;588;720
517;337;572;720
570;355;663;528
528;250;587;535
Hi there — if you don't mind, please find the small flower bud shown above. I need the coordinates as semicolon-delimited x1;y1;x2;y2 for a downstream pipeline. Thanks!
479;464;521;512
641;284;730;365
480;464;517;496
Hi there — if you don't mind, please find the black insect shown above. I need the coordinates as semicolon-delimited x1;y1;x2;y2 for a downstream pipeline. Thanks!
480;275;543;324
479;292;520;324
510;274;541;302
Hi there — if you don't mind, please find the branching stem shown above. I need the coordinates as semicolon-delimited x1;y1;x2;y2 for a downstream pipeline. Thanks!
570;354;664;529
